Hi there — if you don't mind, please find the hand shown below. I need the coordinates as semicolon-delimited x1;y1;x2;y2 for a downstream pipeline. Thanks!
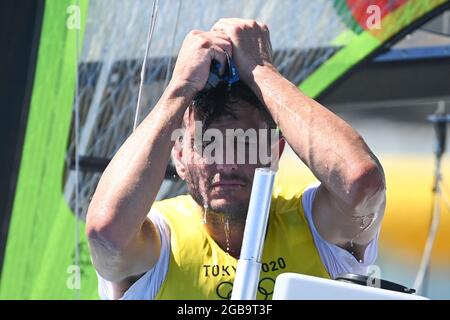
171;30;233;93
211;18;274;85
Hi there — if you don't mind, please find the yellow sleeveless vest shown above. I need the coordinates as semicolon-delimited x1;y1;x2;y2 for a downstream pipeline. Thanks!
152;184;330;300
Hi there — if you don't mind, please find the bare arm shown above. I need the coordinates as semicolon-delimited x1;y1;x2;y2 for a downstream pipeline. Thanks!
86;83;195;282
86;30;232;297
251;65;386;257
212;19;386;258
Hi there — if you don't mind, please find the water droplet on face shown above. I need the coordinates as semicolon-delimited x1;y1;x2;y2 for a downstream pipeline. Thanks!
358;213;376;230
360;219;366;229
349;238;358;258
202;204;208;224
223;216;230;254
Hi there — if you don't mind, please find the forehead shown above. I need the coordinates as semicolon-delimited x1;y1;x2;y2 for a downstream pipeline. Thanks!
183;103;268;134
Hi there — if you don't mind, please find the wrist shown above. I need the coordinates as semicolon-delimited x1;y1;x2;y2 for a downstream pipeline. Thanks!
166;79;199;101
147;80;199;123
251;63;279;80
248;64;280;92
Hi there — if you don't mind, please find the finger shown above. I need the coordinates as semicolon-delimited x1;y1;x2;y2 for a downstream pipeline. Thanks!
189;29;203;35
208;45;228;75
210;18;229;30
217;18;254;29
209;30;231;42
209;36;232;59
211;18;236;33
257;23;272;56
214;18;267;32
211;19;253;39
258;22;269;33
184;29;204;43
215;17;246;27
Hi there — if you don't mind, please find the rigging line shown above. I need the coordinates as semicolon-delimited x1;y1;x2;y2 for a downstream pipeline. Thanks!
438;179;450;213
163;0;182;90
413;157;442;294
74;0;81;300
441;188;450;214
133;0;159;131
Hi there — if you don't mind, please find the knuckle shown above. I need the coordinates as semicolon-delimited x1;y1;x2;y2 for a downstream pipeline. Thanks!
230;25;240;34
188;29;201;36
198;37;212;48
250;20;258;27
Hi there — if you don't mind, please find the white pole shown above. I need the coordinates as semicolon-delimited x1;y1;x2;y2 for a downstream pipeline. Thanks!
231;168;276;300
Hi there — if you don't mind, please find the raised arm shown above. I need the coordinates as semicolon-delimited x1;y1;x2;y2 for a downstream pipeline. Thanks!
86;30;232;296
212;19;386;259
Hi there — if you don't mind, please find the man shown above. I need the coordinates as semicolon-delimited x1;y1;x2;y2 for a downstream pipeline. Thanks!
86;18;386;300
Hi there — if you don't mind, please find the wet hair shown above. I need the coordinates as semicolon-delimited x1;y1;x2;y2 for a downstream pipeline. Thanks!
186;81;276;130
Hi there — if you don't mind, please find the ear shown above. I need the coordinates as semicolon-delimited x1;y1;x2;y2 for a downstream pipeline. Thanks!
279;136;286;157
269;135;285;171
172;138;187;180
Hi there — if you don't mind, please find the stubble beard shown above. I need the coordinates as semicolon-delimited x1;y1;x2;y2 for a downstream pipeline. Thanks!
184;169;249;224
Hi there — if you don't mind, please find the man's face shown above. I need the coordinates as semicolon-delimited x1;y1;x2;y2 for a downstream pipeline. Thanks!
179;102;276;220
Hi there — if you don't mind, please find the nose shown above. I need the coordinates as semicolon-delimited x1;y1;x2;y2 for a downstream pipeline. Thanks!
216;162;238;174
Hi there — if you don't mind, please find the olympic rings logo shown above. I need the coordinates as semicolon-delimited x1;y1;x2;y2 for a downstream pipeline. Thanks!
215;277;275;300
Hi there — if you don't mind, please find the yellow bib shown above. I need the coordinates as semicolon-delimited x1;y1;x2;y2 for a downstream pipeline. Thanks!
152;184;330;300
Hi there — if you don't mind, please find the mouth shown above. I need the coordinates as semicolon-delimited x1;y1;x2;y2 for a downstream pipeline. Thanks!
210;180;247;189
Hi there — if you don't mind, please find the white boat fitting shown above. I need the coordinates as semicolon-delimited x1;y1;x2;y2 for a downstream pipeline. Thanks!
273;273;429;300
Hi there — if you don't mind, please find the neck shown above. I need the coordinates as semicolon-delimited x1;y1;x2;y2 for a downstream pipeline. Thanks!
201;208;246;259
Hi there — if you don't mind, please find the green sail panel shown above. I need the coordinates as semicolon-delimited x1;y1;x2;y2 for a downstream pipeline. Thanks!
0;0;96;299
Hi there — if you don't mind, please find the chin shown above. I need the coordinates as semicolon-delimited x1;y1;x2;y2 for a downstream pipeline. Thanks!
209;198;248;216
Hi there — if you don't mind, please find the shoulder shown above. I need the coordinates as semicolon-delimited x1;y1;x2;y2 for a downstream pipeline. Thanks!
150;195;199;231
151;195;197;227
152;195;194;214
97;208;172;300
271;182;317;214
